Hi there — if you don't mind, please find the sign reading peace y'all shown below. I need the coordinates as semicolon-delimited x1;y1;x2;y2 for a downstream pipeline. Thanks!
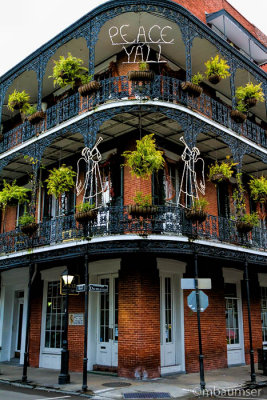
109;24;174;64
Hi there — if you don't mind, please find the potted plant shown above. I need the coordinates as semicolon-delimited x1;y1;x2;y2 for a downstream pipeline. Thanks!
75;202;97;223
0;180;30;231
78;74;100;97
122;134;164;179
25;105;46;125
230;101;247;123
185;197;208;224
235;82;264;108
248;176;267;203
127;62;154;82
204;55;230;84
232;173;259;234
45;164;76;213
19;211;38;237
128;192;157;218
181;72;204;97
49;52;88;89
7;90;30;113
208;157;237;183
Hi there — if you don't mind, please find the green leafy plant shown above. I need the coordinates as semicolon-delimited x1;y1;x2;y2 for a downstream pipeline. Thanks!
80;74;93;85
7;90;30;113
235;101;247;113
76;202;96;212
191;72;204;85
19;211;35;226
208;158;237;182
190;197;209;213
139;62;149;71
133;192;152;206
45;164;76;199
0;180;30;209
204;55;230;79
235;82;264;103
49;52;88;88
122;134;164;179
248;176;267;203
25;105;38;116
232;173;259;228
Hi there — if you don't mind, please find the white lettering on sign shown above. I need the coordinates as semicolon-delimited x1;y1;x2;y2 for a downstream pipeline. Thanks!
108;24;174;64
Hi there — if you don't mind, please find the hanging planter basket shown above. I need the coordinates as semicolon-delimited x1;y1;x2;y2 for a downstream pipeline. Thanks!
75;209;97;224
210;173;229;184
181;81;203;97
78;81;100;97
20;223;38;237
185;209;207;224
9;100;25;111
28;111;46;125
128;205;157;218
236;220;254;234
230;110;247;124
208;74;221;85
127;71;154;82
244;97;257;108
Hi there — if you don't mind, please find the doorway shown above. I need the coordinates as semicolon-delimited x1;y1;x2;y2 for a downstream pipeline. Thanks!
11;291;24;360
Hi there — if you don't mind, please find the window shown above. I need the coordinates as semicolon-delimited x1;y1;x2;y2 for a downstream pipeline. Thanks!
164;164;179;205
261;287;267;343
164;277;172;343
217;183;230;218
45;281;64;349
100;278;109;343
225;283;239;345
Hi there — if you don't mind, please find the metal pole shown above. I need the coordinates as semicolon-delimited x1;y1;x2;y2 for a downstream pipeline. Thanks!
22;262;34;382
58;283;70;384
82;253;89;391
244;259;256;384
194;253;206;390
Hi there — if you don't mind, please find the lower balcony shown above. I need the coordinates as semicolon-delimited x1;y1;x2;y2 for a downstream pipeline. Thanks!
0;206;266;256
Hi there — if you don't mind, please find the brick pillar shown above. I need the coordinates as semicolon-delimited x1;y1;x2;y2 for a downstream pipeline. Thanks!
118;255;160;379
29;274;43;367
68;294;85;372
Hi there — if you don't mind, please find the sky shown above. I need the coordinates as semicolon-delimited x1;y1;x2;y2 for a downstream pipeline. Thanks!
0;0;266;77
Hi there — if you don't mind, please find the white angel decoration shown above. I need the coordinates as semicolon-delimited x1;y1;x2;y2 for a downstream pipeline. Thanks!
177;136;205;208
76;137;104;208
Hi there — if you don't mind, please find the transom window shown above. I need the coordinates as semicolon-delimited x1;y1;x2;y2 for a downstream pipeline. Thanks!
45;281;64;349
261;287;267;343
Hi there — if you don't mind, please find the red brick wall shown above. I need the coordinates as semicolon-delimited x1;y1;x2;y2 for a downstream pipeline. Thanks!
29;276;43;367
118;256;161;379
68;294;85;372
184;264;228;373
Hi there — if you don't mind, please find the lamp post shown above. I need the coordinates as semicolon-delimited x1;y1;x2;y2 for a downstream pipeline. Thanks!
58;269;74;385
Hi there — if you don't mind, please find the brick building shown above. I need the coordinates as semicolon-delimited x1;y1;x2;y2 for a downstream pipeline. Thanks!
0;0;266;381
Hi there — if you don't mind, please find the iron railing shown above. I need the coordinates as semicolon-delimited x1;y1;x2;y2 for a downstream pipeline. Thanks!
1;76;266;154
0;206;265;256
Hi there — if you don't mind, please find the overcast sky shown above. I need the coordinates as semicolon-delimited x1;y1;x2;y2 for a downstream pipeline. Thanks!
0;0;266;77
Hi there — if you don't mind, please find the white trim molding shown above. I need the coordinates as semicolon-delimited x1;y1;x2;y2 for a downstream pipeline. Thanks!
258;273;267;287
89;259;121;275
223;268;243;283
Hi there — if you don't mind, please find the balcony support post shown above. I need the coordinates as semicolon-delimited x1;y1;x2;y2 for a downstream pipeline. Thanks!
0;84;3;131
37;56;44;111
243;259;256;384
230;62;237;109
22;262;34;382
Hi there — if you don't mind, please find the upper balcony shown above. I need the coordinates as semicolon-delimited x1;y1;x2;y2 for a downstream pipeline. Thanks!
0;0;266;159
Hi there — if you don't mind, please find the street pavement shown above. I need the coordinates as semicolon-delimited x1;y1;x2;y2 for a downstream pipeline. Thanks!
0;382;80;400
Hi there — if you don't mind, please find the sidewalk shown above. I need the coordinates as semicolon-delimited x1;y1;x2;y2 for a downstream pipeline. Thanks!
0;363;266;399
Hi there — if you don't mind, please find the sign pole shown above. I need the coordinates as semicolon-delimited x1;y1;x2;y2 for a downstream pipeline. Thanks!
82;252;89;392
194;252;206;391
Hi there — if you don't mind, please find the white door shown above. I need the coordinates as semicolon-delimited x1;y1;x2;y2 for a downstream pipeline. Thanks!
161;276;176;367
225;282;244;365
96;276;118;367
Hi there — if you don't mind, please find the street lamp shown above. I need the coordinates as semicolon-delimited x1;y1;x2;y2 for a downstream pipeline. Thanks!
58;269;74;385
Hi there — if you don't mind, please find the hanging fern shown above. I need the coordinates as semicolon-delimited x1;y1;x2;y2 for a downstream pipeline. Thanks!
122;134;164;179
0;180;30;209
45;164;76;199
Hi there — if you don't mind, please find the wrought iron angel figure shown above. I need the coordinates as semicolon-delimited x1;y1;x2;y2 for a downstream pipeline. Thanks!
76;137;104;208
177;136;205;208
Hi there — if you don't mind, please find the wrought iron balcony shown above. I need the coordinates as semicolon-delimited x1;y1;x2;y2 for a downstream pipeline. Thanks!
0;206;265;256
1;76;266;154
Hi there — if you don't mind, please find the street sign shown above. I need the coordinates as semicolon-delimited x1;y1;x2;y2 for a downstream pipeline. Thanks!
76;284;109;293
187;290;209;312
181;278;211;290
